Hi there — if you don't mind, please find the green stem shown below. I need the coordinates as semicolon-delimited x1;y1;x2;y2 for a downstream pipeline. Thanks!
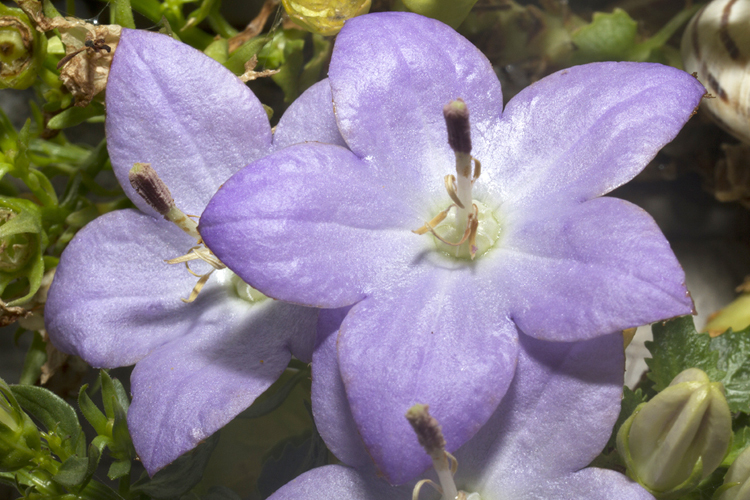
637;3;704;51
208;5;238;38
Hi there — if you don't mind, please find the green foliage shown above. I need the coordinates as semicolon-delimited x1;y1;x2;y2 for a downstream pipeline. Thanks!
11;383;84;461
131;433;221;499
648;317;750;413
571;9;637;63
256;403;328;498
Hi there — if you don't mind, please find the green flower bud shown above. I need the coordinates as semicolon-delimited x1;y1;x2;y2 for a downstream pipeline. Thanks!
282;0;371;36
0;379;41;471
0;4;46;90
617;368;732;498
718;446;750;500
397;0;477;29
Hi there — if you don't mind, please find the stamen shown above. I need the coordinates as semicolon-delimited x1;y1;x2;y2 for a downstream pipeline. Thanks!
423;213;474;247
166;245;226;303
413;205;455;235
406;404;459;500
471;158;481;183
182;270;214;303
412;479;442;500
444;175;465;208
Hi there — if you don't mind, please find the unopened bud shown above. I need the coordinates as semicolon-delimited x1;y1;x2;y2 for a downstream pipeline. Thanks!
129;163;175;216
405;403;445;459
0;4;46;90
0;379;41;471
717;446;750;500
617;368;732;497
444;99;472;155
282;0;371;36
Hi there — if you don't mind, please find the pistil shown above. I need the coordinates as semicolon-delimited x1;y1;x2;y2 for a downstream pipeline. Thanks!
406;404;459;500
128;163;225;302
444;99;474;231
129;163;200;240
413;100;486;259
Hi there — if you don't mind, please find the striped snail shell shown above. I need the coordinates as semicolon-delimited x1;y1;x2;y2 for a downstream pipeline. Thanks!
682;0;750;143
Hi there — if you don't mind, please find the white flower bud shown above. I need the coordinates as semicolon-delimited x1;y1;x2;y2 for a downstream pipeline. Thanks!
718;446;750;500
617;368;732;497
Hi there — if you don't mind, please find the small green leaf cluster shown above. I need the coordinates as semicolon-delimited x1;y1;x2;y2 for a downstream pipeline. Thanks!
0;370;254;500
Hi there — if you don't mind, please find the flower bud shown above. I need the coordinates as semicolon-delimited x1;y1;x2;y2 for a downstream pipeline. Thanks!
717;445;750;500
282;0;371;36
0;379;41;471
0;4;46;90
617;368;732;498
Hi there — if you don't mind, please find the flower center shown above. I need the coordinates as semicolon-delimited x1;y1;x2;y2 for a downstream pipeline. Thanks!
413;99;500;260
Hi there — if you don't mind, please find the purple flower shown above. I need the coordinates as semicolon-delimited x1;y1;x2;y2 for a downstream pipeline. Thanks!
269;310;654;500
200;12;704;483
44;29;336;474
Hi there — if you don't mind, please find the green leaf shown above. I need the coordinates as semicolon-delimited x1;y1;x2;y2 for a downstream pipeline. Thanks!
707;328;750;413
723;426;750;467
47;103;105;130
18;330;46;385
182;0;218;32
78;384;109;436
237;368;309;420
107;459;131;480
605;386;648;450
53;455;89;488
11;384;84;460
646;317;724;392
131;433;220;499
571;8;638;63
647;317;750;413
256;403;328;498
224;36;268;76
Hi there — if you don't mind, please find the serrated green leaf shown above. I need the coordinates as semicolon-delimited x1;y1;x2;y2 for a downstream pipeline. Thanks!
11;384;83;460
708;328;750;413
646;317;724;392
647;317;750;413
130;433;220;499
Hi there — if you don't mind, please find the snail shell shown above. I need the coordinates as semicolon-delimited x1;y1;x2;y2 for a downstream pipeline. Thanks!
682;0;750;143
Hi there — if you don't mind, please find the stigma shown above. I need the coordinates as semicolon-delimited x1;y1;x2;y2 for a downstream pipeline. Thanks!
413;99;498;260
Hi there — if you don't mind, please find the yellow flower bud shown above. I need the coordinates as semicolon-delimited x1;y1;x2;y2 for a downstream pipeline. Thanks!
282;0;371;36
